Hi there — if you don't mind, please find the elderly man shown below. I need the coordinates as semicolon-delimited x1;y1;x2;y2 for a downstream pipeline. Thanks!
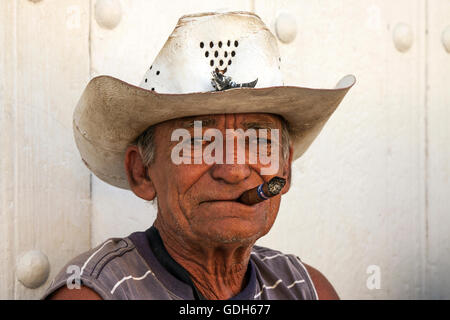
44;11;354;300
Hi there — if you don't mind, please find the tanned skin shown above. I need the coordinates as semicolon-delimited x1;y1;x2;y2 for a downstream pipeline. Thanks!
49;113;339;300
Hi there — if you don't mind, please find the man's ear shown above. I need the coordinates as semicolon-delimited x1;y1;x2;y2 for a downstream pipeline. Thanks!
124;145;156;201
281;146;293;195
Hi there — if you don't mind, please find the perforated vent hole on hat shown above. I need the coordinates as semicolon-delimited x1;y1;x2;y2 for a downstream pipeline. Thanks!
150;65;152;70
200;39;239;74
151;88;155;91
156;71;160;75
145;78;148;83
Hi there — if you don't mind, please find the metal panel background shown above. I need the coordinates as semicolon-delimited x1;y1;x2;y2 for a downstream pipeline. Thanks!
426;0;450;299
254;0;428;299
0;0;91;299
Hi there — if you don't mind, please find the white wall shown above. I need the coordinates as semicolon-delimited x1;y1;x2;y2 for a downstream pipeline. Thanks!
1;0;449;299
256;0;429;300
425;0;450;300
0;0;91;299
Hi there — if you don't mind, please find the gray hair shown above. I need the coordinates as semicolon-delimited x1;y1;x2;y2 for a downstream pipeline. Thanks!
133;118;291;167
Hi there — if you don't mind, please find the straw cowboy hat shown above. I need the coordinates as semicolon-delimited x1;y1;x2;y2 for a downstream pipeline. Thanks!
74;11;356;189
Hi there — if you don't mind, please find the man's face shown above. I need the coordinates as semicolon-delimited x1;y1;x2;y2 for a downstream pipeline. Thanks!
144;113;291;247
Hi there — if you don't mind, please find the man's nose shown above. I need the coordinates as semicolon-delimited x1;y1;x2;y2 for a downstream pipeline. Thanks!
210;164;251;184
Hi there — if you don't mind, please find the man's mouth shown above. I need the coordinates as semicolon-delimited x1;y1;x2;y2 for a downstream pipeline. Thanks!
200;197;240;204
199;188;254;205
199;177;285;207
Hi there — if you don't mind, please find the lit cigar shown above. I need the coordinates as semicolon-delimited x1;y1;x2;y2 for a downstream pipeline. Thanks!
238;177;286;205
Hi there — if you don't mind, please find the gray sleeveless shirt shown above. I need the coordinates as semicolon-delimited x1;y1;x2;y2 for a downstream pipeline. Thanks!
42;230;318;300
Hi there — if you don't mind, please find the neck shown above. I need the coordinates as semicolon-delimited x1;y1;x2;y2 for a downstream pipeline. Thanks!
154;220;253;300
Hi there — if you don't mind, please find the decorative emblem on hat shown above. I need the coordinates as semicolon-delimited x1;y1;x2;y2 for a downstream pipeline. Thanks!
210;71;258;91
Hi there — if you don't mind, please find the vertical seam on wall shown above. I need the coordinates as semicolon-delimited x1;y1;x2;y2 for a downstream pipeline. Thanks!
88;0;93;250
89;0;93;79
12;0;18;300
423;0;430;299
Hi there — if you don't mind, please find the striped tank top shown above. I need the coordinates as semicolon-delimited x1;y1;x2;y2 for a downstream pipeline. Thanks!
42;228;318;300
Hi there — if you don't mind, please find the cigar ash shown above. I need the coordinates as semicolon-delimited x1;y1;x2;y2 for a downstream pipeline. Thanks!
266;176;286;196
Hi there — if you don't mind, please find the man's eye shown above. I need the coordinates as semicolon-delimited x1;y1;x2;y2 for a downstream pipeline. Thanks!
247;137;271;148
251;137;271;144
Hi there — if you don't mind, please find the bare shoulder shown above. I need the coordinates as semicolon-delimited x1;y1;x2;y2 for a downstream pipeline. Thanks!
303;263;340;300
48;286;103;300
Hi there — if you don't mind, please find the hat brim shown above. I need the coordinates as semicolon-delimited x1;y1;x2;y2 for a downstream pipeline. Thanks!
74;75;356;189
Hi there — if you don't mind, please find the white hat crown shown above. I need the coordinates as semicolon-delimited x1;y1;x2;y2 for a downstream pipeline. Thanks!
139;11;283;94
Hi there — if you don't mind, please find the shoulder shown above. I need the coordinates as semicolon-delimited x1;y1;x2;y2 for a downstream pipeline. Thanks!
302;263;339;300
251;245;339;300
42;236;140;300
48;285;102;300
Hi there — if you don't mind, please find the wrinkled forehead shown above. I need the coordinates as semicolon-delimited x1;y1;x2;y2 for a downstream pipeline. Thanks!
157;113;284;130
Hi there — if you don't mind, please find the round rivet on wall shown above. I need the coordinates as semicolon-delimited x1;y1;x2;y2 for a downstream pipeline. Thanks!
393;23;413;53
442;26;450;53
16;250;50;289
275;12;297;44
94;0;122;30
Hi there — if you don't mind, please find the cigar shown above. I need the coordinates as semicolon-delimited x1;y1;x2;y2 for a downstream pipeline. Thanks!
238;177;286;205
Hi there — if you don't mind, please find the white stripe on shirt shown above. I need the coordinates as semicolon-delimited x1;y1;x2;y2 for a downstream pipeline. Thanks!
110;270;154;295
287;279;305;289
254;279;283;298
80;239;113;276
296;257;319;300
251;252;289;261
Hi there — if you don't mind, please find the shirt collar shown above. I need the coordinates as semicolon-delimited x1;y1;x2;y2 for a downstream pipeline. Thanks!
129;226;257;300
